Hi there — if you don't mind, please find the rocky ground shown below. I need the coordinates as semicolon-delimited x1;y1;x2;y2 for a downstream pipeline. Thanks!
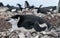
0;6;60;38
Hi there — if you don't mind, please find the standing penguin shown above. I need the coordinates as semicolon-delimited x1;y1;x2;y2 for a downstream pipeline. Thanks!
0;2;4;6
25;1;30;8
17;4;23;11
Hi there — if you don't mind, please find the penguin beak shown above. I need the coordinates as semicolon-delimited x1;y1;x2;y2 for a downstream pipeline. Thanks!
5;18;11;21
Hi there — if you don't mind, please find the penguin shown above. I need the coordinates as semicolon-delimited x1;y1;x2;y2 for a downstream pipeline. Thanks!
7;15;51;32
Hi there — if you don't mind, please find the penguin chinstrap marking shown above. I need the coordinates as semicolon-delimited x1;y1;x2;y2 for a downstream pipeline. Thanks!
8;15;51;32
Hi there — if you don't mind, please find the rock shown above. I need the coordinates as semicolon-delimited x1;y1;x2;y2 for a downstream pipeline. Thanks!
9;31;19;38
25;32;31;38
0;18;12;32
40;35;50;38
18;32;25;38
0;7;9;12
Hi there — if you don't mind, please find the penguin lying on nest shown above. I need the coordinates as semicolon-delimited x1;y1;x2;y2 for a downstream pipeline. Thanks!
6;15;52;32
